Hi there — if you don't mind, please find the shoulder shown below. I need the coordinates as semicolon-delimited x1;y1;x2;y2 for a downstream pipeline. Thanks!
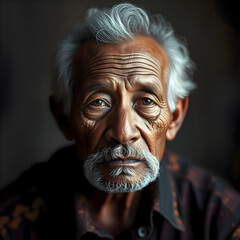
0;165;48;239
0;145;83;240
0;145;77;240
165;150;240;212
165;150;240;239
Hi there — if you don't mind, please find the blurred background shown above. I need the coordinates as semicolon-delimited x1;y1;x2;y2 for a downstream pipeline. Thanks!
0;0;240;190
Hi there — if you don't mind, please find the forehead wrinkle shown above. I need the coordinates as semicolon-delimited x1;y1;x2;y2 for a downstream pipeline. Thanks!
81;61;161;83
85;59;160;70
85;53;161;69
81;53;162;79
84;72;160;82
87;66;160;76
86;61;160;74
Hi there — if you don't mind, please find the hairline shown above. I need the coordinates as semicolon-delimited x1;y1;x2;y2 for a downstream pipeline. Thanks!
56;3;195;115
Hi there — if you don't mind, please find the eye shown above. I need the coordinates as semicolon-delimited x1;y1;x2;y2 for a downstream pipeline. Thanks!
134;96;161;119
135;97;155;106
84;97;111;120
140;97;154;105
90;99;109;107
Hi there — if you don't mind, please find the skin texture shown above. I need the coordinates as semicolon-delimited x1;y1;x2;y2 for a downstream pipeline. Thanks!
51;35;188;235
70;36;171;162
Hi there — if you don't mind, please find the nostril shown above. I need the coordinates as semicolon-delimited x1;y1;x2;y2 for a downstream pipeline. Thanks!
131;136;139;142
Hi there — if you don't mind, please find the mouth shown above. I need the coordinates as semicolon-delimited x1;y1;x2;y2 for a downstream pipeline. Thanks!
100;158;143;167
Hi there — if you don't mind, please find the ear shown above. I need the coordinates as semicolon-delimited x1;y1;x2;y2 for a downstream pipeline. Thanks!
166;97;189;141
49;96;74;140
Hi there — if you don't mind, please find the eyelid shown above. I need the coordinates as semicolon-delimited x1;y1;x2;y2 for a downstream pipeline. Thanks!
90;98;111;107
85;92;112;106
133;93;160;105
134;97;153;106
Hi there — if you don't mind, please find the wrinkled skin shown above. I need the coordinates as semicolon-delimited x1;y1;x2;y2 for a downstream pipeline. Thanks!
70;36;171;166
52;35;188;234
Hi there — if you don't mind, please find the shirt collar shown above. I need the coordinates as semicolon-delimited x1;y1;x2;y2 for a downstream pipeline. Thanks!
153;153;185;231
75;194;114;240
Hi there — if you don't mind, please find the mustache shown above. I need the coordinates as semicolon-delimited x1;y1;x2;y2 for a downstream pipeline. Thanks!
85;144;152;164
83;144;160;193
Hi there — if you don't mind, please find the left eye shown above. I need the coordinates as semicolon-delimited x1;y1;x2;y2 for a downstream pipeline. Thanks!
139;98;155;105
90;99;108;107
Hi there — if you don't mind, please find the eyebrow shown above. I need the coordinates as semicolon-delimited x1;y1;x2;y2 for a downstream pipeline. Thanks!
129;77;164;95
138;83;161;94
81;76;165;102
86;83;107;92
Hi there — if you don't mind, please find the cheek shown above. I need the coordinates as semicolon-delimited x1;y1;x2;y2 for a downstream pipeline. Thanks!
69;110;97;158
144;106;171;158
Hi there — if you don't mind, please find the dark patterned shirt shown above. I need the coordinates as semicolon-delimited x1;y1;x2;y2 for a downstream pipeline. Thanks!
0;145;240;239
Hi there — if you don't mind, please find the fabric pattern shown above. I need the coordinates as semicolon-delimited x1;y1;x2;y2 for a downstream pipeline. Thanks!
0;146;240;239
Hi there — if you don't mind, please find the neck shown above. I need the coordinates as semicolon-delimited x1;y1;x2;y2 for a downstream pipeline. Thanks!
88;190;142;236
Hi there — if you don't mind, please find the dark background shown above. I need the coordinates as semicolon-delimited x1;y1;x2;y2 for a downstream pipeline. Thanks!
0;0;240;190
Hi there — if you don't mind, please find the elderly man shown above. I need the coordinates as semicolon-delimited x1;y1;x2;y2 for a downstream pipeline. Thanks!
0;3;240;240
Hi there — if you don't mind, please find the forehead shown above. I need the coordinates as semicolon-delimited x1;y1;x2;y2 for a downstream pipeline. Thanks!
73;35;169;91
75;35;167;59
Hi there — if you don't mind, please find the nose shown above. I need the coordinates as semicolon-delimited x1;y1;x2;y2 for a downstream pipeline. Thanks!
105;106;141;144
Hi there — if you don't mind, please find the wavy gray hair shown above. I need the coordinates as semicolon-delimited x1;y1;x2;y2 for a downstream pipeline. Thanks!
56;3;196;114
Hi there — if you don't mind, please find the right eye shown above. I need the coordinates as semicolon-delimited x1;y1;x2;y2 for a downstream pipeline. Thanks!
84;97;111;120
89;99;109;107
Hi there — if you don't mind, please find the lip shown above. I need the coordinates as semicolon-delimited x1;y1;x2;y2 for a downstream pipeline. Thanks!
101;158;142;167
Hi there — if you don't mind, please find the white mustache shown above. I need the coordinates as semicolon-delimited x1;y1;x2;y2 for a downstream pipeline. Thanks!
86;144;150;163
83;144;160;193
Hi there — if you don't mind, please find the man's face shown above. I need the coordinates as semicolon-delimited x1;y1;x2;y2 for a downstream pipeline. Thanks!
68;36;172;192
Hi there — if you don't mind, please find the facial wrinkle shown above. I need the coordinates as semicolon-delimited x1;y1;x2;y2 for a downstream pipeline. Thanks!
84;55;161;74
155;103;170;130
83;71;159;82
81;53;161;81
86;83;107;92
87;62;160;74
82;53;161;73
82;63;160;81
140;97;169;131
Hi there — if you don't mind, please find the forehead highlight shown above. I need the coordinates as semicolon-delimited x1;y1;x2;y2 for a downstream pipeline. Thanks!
73;36;169;93
73;35;169;72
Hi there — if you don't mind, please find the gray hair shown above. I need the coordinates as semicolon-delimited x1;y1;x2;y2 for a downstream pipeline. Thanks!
56;3;196;114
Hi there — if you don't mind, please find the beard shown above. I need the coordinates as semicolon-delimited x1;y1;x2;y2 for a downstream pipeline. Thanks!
83;144;160;193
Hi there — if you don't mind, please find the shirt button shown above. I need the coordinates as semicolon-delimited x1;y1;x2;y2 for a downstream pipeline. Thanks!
137;226;148;238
